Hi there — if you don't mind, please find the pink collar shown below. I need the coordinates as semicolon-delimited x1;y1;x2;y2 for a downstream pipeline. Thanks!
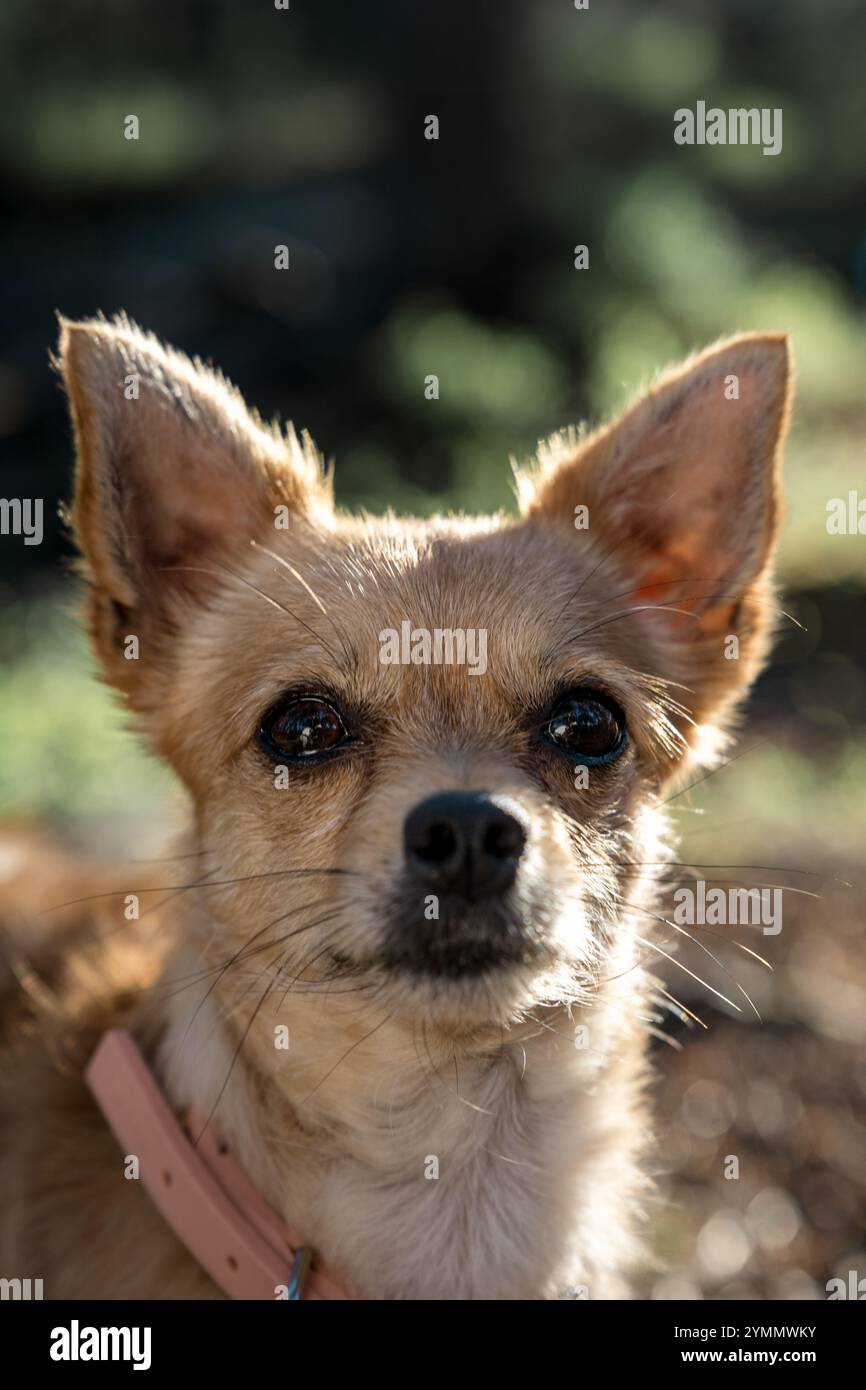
86;1029;353;1300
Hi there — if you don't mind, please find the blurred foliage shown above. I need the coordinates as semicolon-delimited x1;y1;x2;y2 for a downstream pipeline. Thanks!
2;0;866;580
0;595;173;827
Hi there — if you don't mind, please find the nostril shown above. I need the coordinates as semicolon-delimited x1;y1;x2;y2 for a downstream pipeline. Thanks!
415;820;457;865
483;816;525;861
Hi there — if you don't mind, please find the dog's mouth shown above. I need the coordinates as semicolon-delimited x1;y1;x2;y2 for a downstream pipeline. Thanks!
379;894;547;982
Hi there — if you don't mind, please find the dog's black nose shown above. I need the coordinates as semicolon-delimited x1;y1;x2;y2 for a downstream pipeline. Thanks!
403;792;526;900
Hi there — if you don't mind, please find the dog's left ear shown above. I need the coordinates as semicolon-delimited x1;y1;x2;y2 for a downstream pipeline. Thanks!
520;334;792;725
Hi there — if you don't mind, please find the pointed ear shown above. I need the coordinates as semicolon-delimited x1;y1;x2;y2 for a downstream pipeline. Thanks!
58;315;331;696
519;335;792;721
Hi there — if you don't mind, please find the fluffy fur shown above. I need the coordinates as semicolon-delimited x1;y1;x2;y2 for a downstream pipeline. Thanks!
0;317;792;1299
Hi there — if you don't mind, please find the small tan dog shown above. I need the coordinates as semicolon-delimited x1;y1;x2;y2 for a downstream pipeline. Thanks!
0;318;791;1300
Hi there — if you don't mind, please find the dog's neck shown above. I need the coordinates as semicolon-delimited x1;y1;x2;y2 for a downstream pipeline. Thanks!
152;892;650;1300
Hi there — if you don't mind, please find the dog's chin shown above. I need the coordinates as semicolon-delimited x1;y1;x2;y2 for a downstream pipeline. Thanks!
366;896;571;1029
381;892;538;972
386;902;540;975
319;887;591;1028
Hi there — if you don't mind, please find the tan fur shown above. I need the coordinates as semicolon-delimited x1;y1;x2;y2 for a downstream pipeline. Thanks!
0;319;792;1299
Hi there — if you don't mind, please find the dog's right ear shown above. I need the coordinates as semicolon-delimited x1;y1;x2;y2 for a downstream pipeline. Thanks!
58;315;331;703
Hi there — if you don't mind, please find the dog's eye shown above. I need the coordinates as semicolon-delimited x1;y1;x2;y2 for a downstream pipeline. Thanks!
259;696;350;761
544;691;626;765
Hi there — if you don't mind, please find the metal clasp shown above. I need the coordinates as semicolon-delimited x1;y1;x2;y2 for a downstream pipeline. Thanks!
286;1246;313;1300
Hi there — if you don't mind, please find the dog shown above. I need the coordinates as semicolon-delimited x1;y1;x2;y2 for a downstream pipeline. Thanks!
0;317;791;1299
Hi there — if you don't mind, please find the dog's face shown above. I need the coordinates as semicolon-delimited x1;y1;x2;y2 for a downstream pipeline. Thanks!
60;319;791;1033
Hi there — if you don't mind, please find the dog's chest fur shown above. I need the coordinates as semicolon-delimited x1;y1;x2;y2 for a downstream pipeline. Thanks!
160;941;651;1301
312;1028;649;1300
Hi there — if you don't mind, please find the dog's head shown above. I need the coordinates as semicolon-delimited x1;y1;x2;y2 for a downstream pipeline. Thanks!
60;317;791;1033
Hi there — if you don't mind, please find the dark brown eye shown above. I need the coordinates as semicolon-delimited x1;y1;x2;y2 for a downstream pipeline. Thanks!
545;691;626;765
259;696;350;761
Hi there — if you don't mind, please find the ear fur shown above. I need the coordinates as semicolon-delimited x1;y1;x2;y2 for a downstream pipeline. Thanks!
58;313;332;702
518;333;793;727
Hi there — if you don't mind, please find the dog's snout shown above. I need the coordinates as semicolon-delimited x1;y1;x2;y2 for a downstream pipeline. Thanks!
403;791;526;900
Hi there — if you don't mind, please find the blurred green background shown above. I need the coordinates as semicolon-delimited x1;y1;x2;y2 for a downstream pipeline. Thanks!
1;0;864;1298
